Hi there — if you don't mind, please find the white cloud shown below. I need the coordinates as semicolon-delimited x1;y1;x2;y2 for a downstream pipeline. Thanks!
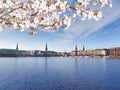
56;0;120;42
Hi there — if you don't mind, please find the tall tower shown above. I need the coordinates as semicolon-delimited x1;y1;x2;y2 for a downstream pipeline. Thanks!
83;45;85;51
83;45;85;56
45;42;48;52
16;43;18;50
75;45;78;56
64;50;67;57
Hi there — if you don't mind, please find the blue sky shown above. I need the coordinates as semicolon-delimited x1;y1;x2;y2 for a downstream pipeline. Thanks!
0;0;120;52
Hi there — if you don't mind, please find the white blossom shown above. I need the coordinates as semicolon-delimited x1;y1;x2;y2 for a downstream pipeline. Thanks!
0;0;112;34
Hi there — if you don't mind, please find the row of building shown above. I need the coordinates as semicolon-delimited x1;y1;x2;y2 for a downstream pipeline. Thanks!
70;45;120;58
0;43;64;57
0;43;120;57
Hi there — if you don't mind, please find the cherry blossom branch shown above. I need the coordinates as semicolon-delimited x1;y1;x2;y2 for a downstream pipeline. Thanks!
0;0;112;35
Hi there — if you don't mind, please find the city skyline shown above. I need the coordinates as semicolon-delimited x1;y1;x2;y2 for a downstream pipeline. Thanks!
0;42;119;52
0;0;119;52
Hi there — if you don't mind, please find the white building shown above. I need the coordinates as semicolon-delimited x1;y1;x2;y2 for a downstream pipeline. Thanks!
93;49;108;56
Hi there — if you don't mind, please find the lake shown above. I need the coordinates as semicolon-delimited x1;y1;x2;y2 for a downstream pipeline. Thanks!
0;57;120;90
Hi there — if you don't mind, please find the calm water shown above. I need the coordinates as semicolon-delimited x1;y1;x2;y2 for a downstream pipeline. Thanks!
0;57;120;90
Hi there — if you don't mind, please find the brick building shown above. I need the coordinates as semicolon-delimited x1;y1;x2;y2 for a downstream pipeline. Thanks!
109;47;120;57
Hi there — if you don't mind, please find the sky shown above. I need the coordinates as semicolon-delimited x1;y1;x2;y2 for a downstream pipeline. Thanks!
0;0;120;52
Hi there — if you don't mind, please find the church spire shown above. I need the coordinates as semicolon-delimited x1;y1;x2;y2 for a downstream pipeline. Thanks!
45;42;48;51
16;43;18;50
83;45;85;51
75;45;78;56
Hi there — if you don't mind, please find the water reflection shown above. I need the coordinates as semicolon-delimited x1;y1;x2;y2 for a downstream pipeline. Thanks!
74;57;78;72
45;57;48;72
0;57;120;90
101;58;106;72
15;57;18;66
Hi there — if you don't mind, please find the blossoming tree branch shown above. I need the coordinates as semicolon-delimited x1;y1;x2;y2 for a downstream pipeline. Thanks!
0;0;112;35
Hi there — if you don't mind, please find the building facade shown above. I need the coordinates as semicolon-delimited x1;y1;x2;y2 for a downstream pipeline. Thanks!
109;47;120;57
93;49;108;56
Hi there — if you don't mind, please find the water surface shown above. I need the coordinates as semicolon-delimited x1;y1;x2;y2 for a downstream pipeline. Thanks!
0;57;120;90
